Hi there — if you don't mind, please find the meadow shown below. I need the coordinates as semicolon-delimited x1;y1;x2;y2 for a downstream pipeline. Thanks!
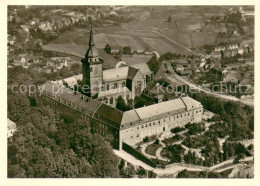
42;7;221;61
42;25;194;58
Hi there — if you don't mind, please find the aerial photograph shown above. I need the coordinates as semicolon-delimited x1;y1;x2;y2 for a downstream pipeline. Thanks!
7;5;254;178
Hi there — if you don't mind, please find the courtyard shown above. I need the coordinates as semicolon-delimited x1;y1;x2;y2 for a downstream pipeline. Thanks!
133;109;252;168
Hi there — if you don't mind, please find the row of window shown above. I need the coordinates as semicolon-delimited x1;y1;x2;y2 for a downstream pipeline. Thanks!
121;110;202;129
89;58;99;63
99;122;108;129
97;121;119;135
124;119;194;138
43;94;89;115
94;128;106;136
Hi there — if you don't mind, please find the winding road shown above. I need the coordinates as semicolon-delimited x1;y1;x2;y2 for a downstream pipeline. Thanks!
163;61;254;106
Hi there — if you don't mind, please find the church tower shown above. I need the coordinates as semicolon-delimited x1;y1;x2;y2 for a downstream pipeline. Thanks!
81;25;104;97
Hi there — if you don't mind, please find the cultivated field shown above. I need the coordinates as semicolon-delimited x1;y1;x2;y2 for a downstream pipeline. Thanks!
42;6;222;60
42;42;85;57
42;25;196;57
102;34;145;50
141;37;180;54
93;33;109;48
191;32;217;47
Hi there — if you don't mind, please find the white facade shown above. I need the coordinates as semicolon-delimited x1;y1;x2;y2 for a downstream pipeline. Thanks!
119;96;203;146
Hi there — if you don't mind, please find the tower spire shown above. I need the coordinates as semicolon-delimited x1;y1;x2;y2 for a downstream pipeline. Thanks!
81;24;104;97
89;24;95;47
85;24;99;59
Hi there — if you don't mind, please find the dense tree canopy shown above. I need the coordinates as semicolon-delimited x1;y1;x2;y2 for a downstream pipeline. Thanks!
116;96;131;111
122;46;132;55
189;91;254;141
8;67;120;178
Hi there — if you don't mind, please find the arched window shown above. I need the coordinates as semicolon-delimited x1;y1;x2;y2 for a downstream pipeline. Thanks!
110;97;114;105
122;81;126;87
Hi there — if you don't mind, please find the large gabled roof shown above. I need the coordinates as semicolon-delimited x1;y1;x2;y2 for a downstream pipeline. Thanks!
127;66;139;80
121;110;140;125
134;98;186;120
130;63;152;75
39;82;102;116
94;104;123;129
103;66;129;82
102;65;142;82
39;82;202;130
181;96;202;111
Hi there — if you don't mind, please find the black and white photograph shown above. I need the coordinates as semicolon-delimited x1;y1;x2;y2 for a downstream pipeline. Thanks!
1;1;259;185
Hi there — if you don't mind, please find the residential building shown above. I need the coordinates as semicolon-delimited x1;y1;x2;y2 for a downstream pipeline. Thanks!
215;46;226;52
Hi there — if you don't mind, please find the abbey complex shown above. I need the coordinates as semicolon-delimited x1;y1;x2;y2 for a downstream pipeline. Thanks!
36;27;203;150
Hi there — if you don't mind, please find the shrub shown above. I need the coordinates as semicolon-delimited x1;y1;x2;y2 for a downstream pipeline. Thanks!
163;144;185;163
247;144;254;150
185;122;205;135
171;127;185;133
143;137;149;143
154;139;160;145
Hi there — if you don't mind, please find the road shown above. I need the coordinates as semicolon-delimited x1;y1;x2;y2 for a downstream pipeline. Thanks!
120;24;253;106
152;30;202;56
121;24;253;106
115;149;254;176
163;61;254;106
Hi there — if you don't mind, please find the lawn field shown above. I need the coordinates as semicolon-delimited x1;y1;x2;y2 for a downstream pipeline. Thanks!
42;5;224;59
141;37;178;54
42;26;195;58
191;32;217;47
105;34;145;50
42;15;218;60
